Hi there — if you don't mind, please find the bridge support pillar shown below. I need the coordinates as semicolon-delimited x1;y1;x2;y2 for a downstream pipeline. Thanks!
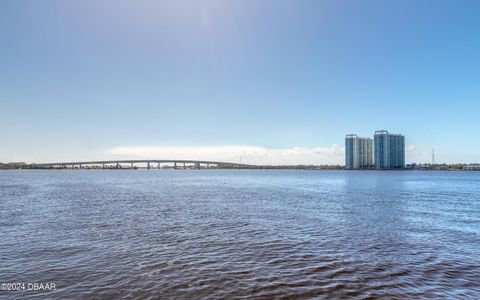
102;163;105;169
158;162;161;169
131;163;134;169
174;162;177;170
147;162;150;170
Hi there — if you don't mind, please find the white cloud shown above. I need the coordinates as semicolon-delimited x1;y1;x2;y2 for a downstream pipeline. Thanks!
406;145;417;152
105;145;344;165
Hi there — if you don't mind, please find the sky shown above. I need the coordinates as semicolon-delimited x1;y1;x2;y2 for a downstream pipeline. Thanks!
1;0;480;165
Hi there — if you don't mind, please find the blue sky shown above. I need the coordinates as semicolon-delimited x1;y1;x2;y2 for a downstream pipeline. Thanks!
1;0;480;164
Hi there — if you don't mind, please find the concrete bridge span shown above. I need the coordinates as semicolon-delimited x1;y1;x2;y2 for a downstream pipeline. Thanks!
34;160;258;170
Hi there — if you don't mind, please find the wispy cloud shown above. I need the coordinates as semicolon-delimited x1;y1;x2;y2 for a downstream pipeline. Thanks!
406;145;417;152
105;145;344;165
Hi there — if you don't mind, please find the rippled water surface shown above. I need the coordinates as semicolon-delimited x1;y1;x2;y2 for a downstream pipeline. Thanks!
1;170;479;299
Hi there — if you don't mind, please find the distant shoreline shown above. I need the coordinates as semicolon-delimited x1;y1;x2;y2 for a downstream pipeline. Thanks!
1;165;479;171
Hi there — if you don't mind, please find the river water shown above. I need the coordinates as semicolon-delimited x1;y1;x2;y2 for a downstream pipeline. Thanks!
1;170;479;299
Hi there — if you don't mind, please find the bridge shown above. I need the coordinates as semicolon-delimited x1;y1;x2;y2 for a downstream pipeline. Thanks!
33;160;258;170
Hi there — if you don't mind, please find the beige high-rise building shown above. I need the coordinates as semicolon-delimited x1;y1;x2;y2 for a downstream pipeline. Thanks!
345;134;373;169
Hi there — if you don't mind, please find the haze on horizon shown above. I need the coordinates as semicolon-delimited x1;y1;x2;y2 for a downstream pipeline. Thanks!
1;0;479;165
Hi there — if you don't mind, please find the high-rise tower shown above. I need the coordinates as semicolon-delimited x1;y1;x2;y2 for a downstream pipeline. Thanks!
345;134;373;169
374;130;405;169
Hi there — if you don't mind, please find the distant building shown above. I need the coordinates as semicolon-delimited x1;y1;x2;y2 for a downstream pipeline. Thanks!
464;164;480;171
374;130;405;169
345;134;373;169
